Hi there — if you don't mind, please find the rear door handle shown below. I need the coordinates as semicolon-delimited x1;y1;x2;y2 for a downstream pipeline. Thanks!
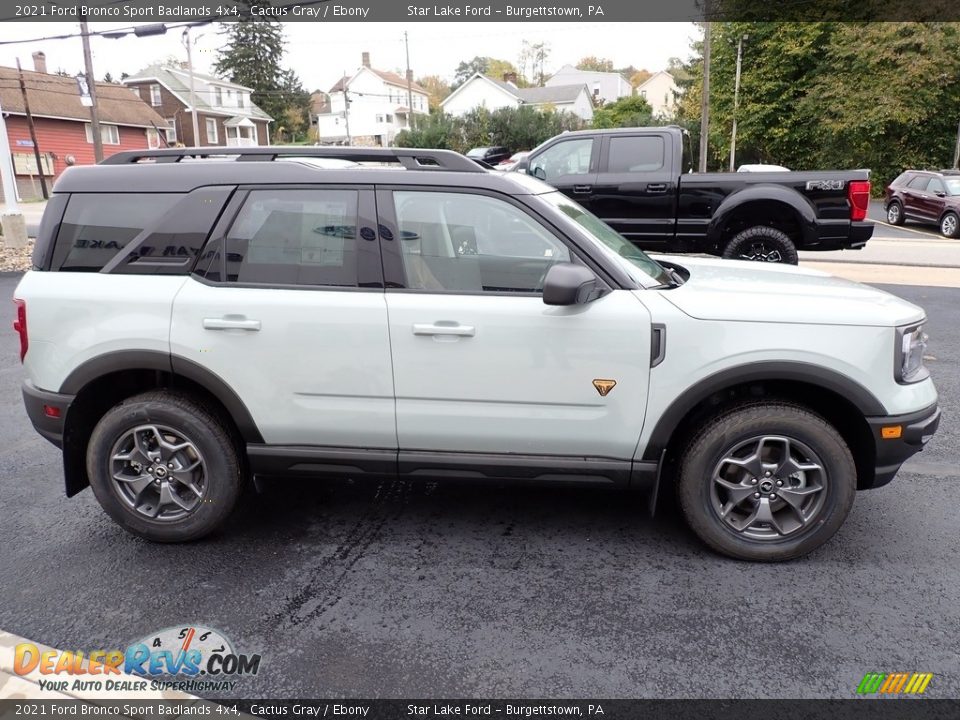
203;316;261;331
572;185;592;194
647;183;668;193
413;323;476;337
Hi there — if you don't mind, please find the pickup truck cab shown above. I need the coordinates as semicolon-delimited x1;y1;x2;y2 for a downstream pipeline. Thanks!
520;126;873;264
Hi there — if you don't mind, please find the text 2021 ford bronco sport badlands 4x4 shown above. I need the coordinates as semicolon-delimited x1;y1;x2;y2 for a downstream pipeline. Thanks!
14;147;940;561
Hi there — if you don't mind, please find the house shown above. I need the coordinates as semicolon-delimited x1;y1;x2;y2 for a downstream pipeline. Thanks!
546;64;632;105
0;52;167;203
441;73;594;122
316;52;429;146
635;71;680;118
123;64;271;148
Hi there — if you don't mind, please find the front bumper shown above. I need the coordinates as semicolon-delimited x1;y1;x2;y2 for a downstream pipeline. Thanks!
22;380;73;449
866;403;941;488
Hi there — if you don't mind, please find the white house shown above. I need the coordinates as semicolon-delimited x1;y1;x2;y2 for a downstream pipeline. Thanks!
441;73;594;122
316;52;429;146
636;70;680;119
545;64;632;105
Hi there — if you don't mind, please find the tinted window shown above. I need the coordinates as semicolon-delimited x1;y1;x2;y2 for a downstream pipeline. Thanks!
393;191;570;293
225;189;359;286
907;175;930;190
607;136;665;173
926;177;946;194
529;138;594;182
52;193;182;271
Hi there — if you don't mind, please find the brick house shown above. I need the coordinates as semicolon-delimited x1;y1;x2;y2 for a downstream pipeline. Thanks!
123;64;271;148
0;52;167;202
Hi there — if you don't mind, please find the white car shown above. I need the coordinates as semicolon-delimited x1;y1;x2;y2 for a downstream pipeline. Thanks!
13;146;939;561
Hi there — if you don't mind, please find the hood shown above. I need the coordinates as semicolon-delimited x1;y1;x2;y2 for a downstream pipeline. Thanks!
655;256;925;327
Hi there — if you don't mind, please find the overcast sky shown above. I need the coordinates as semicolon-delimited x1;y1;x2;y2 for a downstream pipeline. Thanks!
0;22;698;91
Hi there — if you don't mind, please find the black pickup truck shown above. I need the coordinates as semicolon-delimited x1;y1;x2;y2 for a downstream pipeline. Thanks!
518;126;873;264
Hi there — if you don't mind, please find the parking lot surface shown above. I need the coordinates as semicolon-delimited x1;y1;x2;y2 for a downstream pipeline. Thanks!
0;272;956;700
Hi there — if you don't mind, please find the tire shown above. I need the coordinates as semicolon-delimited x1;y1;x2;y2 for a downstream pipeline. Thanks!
940;211;960;238
86;391;245;542
676;402;856;562
886;201;905;226
721;226;799;265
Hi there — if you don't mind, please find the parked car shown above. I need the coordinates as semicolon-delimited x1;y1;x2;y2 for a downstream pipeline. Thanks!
498;151;530;172
885;169;960;237
518;126;873;264
466;146;511;165
13;146;938;561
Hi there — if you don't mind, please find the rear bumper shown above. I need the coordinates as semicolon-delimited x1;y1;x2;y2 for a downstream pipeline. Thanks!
866;403;941;488
22;380;73;449
809;220;873;250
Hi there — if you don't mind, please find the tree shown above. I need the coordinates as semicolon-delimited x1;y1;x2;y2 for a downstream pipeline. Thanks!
453;56;489;89
519;41;550;86
417;75;452;110
630;69;653;88
103;72;114;83
576;56;614;72
592;95;657;128
214;2;310;140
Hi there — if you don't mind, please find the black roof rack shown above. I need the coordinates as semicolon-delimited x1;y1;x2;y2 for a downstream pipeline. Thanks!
100;146;486;173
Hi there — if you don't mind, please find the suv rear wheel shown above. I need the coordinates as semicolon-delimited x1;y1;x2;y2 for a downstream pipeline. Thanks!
86;391;245;542
721;226;799;265
677;402;856;561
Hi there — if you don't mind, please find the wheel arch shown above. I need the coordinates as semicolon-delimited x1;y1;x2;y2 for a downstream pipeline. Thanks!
643;362;883;491
59;351;262;497
707;186;818;250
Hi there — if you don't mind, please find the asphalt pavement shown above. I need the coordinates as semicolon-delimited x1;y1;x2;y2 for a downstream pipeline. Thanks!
0;273;956;700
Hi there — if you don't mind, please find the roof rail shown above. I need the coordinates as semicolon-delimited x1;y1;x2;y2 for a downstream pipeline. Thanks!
100;146;486;173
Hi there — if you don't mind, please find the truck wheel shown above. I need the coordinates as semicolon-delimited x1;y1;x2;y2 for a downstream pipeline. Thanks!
676;402;856;562
940;212;960;238
86;391;245;542
886;201;905;226
721;226;799;264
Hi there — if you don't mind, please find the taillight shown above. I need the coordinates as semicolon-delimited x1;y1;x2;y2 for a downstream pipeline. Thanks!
12;298;27;362
848;180;871;221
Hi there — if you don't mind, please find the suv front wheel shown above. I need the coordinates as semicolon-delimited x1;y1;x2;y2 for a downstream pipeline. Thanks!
86;391;245;542
677;402;856;561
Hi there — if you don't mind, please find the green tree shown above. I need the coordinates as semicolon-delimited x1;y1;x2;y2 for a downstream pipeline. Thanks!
452;56;489;89
214;2;311;139
592;95;657;128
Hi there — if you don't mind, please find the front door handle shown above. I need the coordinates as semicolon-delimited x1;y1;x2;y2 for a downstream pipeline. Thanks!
413;322;476;337
572;185;592;194
647;183;668;193
203;316;261;331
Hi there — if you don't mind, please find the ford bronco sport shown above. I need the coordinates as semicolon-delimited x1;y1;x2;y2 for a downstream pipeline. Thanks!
13;147;940;561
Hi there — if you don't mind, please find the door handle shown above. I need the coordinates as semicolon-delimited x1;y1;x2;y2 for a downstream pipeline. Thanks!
647;183;668;193
572;185;592;194
203;316;261;331
413;323;476;337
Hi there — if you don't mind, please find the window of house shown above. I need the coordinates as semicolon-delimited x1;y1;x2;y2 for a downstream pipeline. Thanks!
165;118;177;144
85;123;120;145
385;114;393;123
214;87;223;106
640;89;647;98
238;93;245;108
607;136;665;173
205;117;218;144
223;189;360;287
376;114;384;123
392;191;571;293
528;138;594;182
149;84;161;106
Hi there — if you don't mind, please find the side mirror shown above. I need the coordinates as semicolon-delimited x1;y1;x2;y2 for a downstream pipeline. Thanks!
542;263;599;306
936;191;947;198
531;165;547;181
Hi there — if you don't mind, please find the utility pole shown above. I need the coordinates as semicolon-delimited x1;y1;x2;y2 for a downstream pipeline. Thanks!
729;34;747;172
342;74;351;146
16;59;48;199
698;21;711;172
182;28;201;146
80;16;104;162
953;119;960;169
404;31;414;132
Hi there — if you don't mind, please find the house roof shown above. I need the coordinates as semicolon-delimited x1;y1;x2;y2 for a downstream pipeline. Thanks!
0;66;166;127
123;64;272;121
636;70;677;92
328;66;428;95
547;64;631;85
517;84;587;105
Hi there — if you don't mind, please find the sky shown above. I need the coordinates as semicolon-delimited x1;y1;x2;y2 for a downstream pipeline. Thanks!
0;21;698;92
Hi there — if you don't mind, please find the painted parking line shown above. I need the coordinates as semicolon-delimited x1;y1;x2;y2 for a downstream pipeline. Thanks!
870;218;945;239
803;261;960;288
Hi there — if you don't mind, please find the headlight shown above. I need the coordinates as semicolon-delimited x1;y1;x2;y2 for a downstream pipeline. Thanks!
897;323;929;383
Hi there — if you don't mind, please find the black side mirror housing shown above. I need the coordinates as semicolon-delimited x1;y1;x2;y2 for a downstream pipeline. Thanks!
542;263;599;306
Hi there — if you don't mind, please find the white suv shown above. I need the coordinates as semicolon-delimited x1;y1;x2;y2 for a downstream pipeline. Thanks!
13;147;940;561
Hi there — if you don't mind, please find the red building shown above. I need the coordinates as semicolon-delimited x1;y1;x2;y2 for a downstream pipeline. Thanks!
0;52;166;202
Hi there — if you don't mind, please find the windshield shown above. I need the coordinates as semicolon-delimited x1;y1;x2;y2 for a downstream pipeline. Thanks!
945;177;960;195
539;191;672;286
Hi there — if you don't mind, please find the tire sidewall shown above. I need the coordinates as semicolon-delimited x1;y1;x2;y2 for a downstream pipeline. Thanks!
722;226;799;265
941;212;959;238
87;397;241;542
887;201;903;225
678;407;856;561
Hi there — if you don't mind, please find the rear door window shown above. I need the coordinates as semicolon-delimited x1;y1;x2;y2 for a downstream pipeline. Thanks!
607;136;665;173
906;175;930;190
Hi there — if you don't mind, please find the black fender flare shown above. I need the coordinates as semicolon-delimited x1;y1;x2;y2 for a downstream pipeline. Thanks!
707;184;818;247
640;361;886;462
